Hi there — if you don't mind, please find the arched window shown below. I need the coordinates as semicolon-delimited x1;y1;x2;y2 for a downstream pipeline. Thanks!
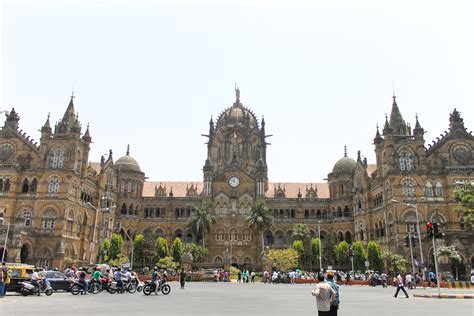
343;205;350;217
401;177;416;197
435;182;443;197
37;248;52;269
304;210;309;219
398;147;414;171
41;209;57;229
49;147;65;169
214;256;223;264
215;229;225;241
47;176;61;194
22;178;29;193
344;231;352;243
425;181;433;197
31;178;38;193
22;209;32;227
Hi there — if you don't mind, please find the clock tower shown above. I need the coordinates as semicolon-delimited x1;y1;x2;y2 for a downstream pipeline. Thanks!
202;86;268;199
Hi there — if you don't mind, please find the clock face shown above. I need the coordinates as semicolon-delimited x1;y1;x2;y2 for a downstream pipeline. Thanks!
228;176;240;188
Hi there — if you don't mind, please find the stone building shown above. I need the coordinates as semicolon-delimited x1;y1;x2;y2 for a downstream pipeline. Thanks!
0;90;472;278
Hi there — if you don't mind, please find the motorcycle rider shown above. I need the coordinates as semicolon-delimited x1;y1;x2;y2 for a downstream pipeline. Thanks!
151;267;160;295
30;269;42;296
93;267;102;291
114;268;124;292
78;268;89;295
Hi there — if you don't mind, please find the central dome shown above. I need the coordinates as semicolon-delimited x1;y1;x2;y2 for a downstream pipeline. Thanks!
216;104;258;129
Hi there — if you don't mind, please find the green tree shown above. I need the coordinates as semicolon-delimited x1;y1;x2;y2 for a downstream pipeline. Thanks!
102;239;111;263
155;237;169;260
310;238;322;271
452;182;474;229
246;202;273;253
267;248;299;272
109;233;124;261
334;241;350;269
292;223;311;242
351;241;367;271
367;241;383;272
292;240;305;267
171;237;185;263
156;256;178;270
133;234;145;265
187;243;208;263
186;202;216;249
382;251;408;275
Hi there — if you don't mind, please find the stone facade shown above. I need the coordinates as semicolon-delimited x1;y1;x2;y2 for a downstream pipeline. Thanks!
0;91;472;278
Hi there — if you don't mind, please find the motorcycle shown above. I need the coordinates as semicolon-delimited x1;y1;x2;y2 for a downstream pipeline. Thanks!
143;279;171;296
107;280;136;294
70;280;100;295
20;279;53;296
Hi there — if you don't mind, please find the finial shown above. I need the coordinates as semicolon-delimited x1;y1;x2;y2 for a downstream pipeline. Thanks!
392;80;395;98
126;144;130;156
47;112;50;120
344;145;347;157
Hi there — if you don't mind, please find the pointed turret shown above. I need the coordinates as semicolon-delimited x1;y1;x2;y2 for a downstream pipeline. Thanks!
61;95;76;126
261;115;266;135
82;123;91;142
383;113;392;135
70;112;81;134
41;113;52;135
209;116;214;135
389;96;409;135
413;113;424;137
374;124;383;144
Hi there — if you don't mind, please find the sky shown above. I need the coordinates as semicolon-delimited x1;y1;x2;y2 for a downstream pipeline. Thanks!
1;0;473;183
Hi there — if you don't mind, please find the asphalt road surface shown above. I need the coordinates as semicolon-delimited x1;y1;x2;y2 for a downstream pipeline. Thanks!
1;282;472;316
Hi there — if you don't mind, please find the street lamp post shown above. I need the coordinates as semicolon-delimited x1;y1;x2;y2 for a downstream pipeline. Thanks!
391;199;424;273
318;220;322;272
0;217;10;263
87;201;115;264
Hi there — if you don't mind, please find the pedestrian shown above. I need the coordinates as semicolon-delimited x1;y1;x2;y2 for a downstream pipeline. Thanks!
0;263;6;298
251;271;255;283
326;272;340;316
179;269;186;289
345;272;351;286
237;271;241;283
312;273;336;316
393;274;409;298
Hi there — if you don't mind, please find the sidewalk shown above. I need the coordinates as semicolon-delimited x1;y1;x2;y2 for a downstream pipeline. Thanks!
413;288;474;299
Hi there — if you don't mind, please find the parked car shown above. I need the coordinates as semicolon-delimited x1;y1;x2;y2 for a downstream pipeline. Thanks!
43;271;73;291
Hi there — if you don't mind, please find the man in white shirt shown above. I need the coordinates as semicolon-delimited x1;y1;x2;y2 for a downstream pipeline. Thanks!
31;269;42;296
312;274;336;316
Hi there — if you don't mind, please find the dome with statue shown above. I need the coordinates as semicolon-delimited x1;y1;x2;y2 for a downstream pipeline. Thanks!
115;145;142;173
216;86;259;129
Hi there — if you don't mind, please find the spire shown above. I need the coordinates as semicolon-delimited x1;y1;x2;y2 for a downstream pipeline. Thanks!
383;113;392;134
57;94;77;134
261;115;266;134
374;124;383;144
209;116;214;135
389;95;408;135
126;144;130;156
82;123;91;142
41;112;52;134
344;145;347;157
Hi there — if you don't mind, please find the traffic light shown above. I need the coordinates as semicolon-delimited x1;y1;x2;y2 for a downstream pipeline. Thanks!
404;236;410;247
348;247;354;257
433;222;443;239
426;222;434;238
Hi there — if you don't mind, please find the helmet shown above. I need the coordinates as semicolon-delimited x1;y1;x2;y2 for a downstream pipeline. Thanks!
96;267;102;271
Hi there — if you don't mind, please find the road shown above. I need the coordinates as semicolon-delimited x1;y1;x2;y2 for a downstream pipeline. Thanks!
1;282;472;316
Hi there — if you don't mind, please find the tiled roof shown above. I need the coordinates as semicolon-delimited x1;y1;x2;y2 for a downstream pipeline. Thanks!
367;164;377;177
266;182;329;199
90;162;101;174
143;181;203;198
142;180;329;198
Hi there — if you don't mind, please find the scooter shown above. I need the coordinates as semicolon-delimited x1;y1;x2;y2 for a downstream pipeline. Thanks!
20;279;53;296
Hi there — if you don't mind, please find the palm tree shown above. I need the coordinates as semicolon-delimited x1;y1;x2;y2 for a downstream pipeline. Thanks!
246;202;273;254
186;203;216;249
